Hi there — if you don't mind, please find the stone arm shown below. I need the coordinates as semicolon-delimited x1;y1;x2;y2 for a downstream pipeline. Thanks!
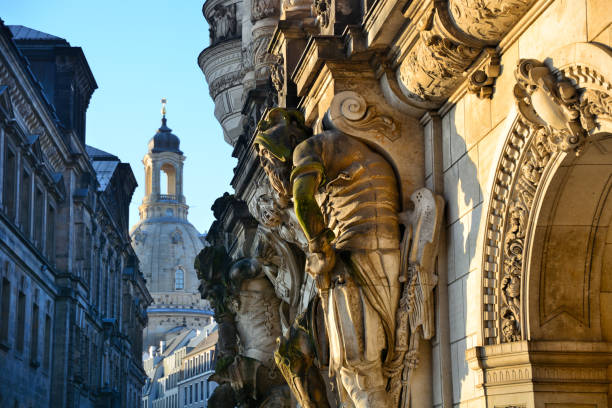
292;171;335;282
292;171;326;240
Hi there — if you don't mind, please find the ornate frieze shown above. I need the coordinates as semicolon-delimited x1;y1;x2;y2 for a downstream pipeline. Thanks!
448;0;535;42
208;70;243;99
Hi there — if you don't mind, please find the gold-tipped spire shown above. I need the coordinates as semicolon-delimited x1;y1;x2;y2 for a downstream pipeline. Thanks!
161;98;167;117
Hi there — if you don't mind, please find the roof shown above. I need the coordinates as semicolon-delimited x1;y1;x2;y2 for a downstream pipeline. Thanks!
86;145;119;161
8;25;65;42
87;145;120;190
185;330;218;358
148;117;182;155
91;160;119;190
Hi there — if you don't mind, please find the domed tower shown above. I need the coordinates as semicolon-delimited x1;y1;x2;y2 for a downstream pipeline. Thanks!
130;100;212;350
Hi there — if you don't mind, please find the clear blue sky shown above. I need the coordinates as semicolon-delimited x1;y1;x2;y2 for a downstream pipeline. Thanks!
2;1;236;233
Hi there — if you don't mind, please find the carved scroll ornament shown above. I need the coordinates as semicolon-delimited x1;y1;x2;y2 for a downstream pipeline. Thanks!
482;57;612;344
324;91;400;142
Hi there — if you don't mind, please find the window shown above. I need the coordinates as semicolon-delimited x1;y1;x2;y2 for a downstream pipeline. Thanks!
43;314;51;370
19;168;31;237
0;278;10;344
3;143;16;221
194;383;198;402
16;290;25;353
189;384;193;404
184;387;187;405
30;303;39;365
160;163;176;195
200;380;203;400
34;187;44;248
46;204;55;260
174;269;184;290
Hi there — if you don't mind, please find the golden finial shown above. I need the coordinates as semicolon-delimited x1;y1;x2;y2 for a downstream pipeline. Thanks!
161;98;167;117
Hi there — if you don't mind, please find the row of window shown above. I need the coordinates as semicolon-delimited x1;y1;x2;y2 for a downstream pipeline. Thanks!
183;380;209;406
0;277;52;371
183;351;214;379
2;135;56;261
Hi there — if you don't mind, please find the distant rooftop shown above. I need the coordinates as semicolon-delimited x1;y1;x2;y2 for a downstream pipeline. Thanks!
86;145;120;191
8;25;66;43
86;145;119;161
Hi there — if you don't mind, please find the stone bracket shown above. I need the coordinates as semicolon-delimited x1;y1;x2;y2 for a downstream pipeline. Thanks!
467;48;501;99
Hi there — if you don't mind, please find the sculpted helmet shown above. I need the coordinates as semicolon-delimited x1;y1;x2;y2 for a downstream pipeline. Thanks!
253;108;311;162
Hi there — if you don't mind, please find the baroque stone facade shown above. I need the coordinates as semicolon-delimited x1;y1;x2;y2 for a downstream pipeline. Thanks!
0;22;152;408
197;0;612;407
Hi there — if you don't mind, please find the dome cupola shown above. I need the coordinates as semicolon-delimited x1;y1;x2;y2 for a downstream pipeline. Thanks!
148;98;182;154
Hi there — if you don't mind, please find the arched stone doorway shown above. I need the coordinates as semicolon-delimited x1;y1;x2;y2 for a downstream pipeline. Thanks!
467;43;612;407
526;134;612;344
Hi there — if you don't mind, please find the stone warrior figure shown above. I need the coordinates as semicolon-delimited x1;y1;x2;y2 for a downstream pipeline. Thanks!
254;108;402;407
195;245;290;408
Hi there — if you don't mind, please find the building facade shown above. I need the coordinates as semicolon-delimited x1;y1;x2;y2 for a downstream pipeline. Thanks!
196;0;612;407
142;326;217;408
0;22;152;408
177;330;218;408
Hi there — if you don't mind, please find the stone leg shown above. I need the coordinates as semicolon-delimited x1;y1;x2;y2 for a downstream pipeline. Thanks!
339;364;389;408
326;249;400;408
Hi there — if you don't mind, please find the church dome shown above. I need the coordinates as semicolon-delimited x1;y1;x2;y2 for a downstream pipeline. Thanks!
148;117;182;154
130;217;204;294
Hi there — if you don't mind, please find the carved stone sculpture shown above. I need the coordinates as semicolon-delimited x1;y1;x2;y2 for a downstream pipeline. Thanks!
251;0;279;21
254;108;444;408
514;59;587;153
275;303;331;408
209;4;237;45
195;246;290;407
467;49;501;99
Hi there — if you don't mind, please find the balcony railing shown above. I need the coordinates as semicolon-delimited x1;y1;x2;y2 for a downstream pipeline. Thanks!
158;194;178;201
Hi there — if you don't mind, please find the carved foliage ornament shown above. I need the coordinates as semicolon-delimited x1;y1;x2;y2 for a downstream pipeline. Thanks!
483;59;612;344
